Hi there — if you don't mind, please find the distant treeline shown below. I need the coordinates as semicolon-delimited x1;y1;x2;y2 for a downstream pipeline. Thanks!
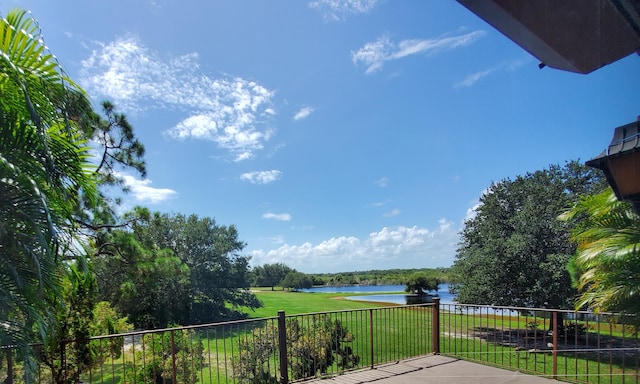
308;268;450;286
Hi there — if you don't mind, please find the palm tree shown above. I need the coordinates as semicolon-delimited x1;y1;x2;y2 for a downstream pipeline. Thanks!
560;188;640;315
0;8;97;374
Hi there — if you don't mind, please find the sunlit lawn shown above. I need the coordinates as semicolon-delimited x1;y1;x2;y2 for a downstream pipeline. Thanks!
28;291;639;384
248;289;396;318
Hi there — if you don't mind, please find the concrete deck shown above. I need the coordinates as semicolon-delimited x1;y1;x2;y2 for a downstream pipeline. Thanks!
311;355;559;384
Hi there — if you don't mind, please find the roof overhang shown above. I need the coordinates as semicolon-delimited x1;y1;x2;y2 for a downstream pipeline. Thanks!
457;0;640;74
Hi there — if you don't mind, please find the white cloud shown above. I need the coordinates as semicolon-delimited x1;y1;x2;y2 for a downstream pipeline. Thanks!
352;31;485;74
383;208;401;217
79;35;276;162
262;212;292;221
454;58;530;88
293;106;315;121
464;188;490;223
454;68;496;88
119;173;178;203
240;170;283;184
250;221;459;273
309;0;379;21
375;177;389;187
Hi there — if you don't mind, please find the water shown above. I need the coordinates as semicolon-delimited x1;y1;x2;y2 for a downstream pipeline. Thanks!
300;284;523;315
300;284;457;305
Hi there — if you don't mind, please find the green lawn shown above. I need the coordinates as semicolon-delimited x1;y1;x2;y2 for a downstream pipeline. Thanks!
10;291;637;384
248;289;397;318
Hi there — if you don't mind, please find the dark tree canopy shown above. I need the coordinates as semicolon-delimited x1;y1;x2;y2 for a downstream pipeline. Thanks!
282;271;313;291
94;209;260;328
405;274;441;294
451;161;606;309
253;263;293;290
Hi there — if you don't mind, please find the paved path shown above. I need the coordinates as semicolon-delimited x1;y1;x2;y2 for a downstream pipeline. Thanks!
311;355;559;384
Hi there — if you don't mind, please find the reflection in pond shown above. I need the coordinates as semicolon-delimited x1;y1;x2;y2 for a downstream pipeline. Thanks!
345;293;441;305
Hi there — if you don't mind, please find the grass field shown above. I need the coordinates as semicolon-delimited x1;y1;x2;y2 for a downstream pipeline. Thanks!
250;291;638;384
5;290;638;384
248;289;397;318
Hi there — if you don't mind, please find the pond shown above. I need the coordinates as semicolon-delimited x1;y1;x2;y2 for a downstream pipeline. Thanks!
300;283;457;305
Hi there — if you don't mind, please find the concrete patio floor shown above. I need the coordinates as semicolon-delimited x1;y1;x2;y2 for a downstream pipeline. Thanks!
310;355;560;384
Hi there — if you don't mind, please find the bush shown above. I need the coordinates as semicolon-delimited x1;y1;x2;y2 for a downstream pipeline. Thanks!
234;316;359;383
125;326;203;384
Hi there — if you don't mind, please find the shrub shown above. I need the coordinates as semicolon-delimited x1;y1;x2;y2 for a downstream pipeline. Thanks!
233;316;359;383
125;326;203;384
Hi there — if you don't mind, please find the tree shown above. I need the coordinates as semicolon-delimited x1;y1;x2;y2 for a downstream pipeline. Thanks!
69;98;146;231
405;274;440;294
93;227;191;328
254;263;293;290
560;188;640;315
0;8;99;376
94;209;261;327
451;162;606;312
282;271;313;291
39;258;131;384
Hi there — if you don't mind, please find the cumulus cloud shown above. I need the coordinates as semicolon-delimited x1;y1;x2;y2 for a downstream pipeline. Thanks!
79;35;276;162
352;31;485;74
240;170;283;184
263;212;292;221
309;0;379;21
464;187;490;222
293;106;315;121
250;221;459;273
119;173;178;203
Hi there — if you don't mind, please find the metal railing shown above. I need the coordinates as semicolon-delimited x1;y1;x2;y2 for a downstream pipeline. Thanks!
1;302;435;383
1;300;638;383
439;303;639;384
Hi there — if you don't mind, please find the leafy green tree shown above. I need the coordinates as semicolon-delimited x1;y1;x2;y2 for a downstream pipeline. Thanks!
36;258;132;384
405;274;441;294
560;188;640;315
0;8;99;376
254;263;293;290
93;226;191;328
89;301;133;364
142;211;261;323
40;258;97;384
282;271;313;291
451;162;605;312
94;209;261;327
0;8;148;382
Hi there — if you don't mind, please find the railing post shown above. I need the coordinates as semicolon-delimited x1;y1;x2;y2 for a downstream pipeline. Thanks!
6;349;13;384
277;311;289;384
432;298;440;354
170;330;178;384
369;309;374;369
552;311;558;380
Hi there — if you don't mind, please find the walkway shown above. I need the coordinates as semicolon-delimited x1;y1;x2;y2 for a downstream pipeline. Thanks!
311;355;559;384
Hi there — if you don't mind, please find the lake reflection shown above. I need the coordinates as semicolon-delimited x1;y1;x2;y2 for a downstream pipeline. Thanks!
346;293;439;305
300;284;456;305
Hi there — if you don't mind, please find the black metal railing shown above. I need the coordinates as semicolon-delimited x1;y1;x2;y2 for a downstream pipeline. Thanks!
439;303;639;384
1;300;638;384
1;302;435;383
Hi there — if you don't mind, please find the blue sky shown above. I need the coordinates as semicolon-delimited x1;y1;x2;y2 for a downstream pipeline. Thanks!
9;0;640;273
